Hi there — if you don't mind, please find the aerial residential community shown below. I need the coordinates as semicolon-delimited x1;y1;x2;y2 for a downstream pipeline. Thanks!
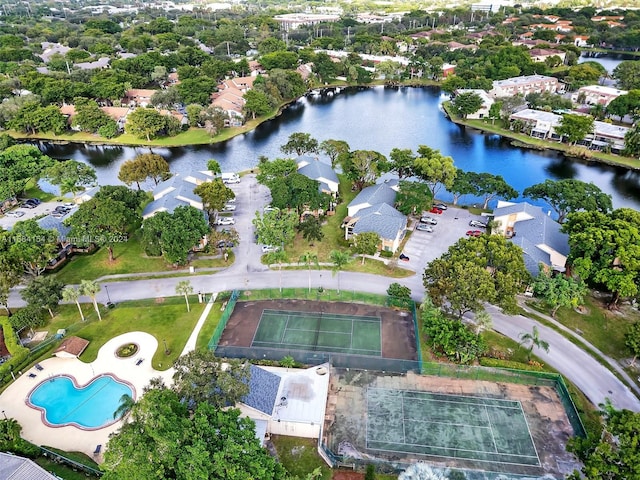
1;0;640;479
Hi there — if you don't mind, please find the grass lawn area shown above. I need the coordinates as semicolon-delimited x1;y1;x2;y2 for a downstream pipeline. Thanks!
527;295;639;361
271;435;332;480
34;457;99;479
195;299;225;350
45;296;204;370
54;231;173;283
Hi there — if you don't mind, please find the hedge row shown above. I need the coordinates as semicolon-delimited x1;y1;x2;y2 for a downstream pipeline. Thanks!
0;317;30;379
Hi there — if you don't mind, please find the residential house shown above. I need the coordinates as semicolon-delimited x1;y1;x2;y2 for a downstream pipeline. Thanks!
491;75;560;98
442;63;456;77
296;157;339;196
513;39;556;49
142;171;214;219
75;57;110;70
343;182;406;253
75;186;100;204
509;109;629;153
571;85;628;107
455;89;494;119
573;35;591;47
528;48;566;64
491;201;569;276
59;105;130;132
273;13;340;31
0;451;60;480
123;89;158;107
39;41;70;63
211;76;257;125
159;109;189;127
237;364;331;440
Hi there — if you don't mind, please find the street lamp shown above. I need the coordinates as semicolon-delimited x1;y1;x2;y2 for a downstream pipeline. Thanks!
2;410;6;420
104;284;112;304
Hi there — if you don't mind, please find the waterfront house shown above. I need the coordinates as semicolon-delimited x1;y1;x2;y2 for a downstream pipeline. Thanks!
491;75;560;98
571;85;628;107
142;171;213;219
296;157;339;196
455;89;494;119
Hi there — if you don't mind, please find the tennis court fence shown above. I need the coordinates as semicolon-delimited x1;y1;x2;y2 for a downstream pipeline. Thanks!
207;290;239;350
214;344;420;373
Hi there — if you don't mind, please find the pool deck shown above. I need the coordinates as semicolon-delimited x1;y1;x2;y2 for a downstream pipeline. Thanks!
0;332;174;460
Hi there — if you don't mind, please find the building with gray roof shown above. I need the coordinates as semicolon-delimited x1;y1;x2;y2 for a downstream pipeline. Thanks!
142;171;212;219
492;201;569;276
0;451;59;480
296;157;339;195
347;182;397;217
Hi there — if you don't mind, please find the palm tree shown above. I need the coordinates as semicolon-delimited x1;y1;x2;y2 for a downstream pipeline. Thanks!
113;393;135;422
79;280;101;321
176;280;194;312
62;286;85;322
266;249;288;293
329;250;352;294
519;325;550;361
299;251;318;293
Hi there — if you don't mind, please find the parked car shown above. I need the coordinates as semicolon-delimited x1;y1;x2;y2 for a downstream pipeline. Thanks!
51;211;68;218
420;216;438;225
22;202;37;209
54;206;70;213
216;240;235;248
429;207;443;215
261;245;280;253
433;203;448;210
216;217;235;226
25;198;41;205
466;230;482;237
5;211;25;218
469;220;487;228
222;204;236;211
399;253;410;261
263;206;279;213
415;224;433;232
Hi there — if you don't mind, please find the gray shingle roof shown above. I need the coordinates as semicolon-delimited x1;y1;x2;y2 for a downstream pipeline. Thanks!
297;159;338;184
348;183;396;212
353;203;406;241
37;214;71;239
142;195;185;217
0;452;59;480
510;236;552;276
242;365;282;415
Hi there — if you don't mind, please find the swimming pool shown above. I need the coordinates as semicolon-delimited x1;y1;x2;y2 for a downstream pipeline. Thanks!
28;374;135;430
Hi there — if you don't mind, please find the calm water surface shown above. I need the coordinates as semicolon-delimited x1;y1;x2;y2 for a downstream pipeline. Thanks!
39;86;640;211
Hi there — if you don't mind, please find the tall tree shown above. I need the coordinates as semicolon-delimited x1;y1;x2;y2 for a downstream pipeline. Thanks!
523;179;612;223
451;91;483;119
9;219;59;276
350;231;380;265
413;145;456;198
102;387;286;480
532;267;588;317
341;150;386;191
243;89;272;119
125;108;171;141
554;113;594;145
62;285;85;322
253;210;298;250
299;251;319;293
194;178;235;218
280;132;319;157
265;249;288;293
330;250;352;294
449;169;479;205
207;159;221;176
394;180;432;215
473;172;518;209
562;209;640;308
45;160;97;196
118;153;171;189
625;323;640;366
65;197;138;262
172;350;250;408
319;139;350;168
175;280;194;312
519;326;549;361
613;60;640;90
380;148;416;179
0;145;54;199
20;276;64;318
79;279;102;321
297;215;324;242
423;235;530;317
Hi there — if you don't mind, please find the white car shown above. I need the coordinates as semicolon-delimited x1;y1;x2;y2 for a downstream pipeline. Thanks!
216;217;235;226
261;245;280;253
469;220;487;228
222;204;236;211
5;211;25;218
415;223;433;232
420;216;438;225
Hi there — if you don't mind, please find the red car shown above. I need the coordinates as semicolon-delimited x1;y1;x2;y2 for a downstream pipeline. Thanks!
429;207;443;214
466;230;482;237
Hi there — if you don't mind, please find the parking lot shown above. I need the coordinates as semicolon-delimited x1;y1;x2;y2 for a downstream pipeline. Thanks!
400;207;488;271
0;200;76;231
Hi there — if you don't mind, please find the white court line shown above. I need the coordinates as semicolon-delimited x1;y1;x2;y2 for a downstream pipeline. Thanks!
485;405;499;453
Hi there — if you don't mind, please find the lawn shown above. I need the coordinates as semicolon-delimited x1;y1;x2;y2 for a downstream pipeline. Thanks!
54;230;174;283
271;435;332;480
45;296;204;370
34;457;99;480
195;299;225;350
527;295;639;361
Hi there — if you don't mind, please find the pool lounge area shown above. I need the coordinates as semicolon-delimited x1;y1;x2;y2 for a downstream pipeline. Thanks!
0;332;174;459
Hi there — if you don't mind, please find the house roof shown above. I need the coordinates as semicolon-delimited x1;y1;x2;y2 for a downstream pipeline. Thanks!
37;214;72;239
510;235;554;276
348;183;397;212
242;365;282;415
54;336;90;357
0;452;59;480
142;195;184;217
297;159;338;187
101;106;130;120
75;57;110;70
352;202;406;241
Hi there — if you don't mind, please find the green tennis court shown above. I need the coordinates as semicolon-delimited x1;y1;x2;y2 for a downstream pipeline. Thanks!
252;309;382;356
366;388;540;467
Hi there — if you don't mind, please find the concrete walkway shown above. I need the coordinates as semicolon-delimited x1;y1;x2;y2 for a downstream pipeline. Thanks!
181;293;217;356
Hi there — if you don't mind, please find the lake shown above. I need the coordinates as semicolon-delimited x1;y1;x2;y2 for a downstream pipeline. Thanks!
38;86;640;211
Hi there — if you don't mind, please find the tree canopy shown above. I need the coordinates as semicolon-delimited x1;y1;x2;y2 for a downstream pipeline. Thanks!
423;235;530;317
523;179;612;223
554;113;594;145
280;132;319;157
0;145;54;199
45;160;97;196
413;145;456;198
253;210;298;248
118;153;171;189
451;91;483;119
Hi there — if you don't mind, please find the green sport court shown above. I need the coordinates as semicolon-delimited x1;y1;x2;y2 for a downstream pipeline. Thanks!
251;309;382;356
366;388;540;467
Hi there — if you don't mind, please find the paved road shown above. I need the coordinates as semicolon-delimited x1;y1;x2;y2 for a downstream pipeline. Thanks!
7;181;640;412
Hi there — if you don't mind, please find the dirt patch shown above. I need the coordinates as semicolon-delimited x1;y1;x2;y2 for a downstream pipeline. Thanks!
218;299;417;361
324;369;581;478
332;471;364;480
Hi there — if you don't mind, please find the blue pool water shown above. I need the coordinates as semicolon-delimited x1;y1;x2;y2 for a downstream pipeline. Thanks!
29;375;134;429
